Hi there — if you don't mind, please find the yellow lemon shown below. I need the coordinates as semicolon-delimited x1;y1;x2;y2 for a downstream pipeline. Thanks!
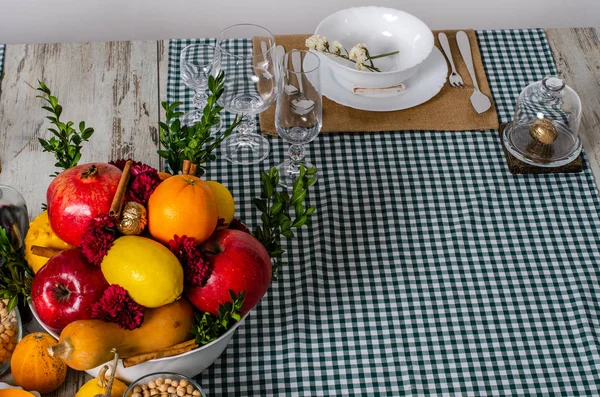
101;236;183;308
206;181;235;230
76;376;128;397
24;210;73;273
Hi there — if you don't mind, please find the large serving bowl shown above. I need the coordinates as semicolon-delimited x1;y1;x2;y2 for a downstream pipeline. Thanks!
30;302;248;383
314;6;434;90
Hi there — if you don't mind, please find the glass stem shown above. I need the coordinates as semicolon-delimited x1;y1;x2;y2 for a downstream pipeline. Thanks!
237;116;256;138
288;143;306;165
192;89;208;110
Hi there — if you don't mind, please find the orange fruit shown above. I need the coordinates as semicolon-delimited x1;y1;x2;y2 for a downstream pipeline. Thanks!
148;174;218;244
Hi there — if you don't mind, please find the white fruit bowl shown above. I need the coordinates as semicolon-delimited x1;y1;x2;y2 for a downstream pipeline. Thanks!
314;6;434;90
30;302;248;383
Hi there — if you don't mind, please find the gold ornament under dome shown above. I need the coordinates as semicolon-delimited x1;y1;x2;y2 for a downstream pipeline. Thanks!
117;201;147;235
529;117;558;145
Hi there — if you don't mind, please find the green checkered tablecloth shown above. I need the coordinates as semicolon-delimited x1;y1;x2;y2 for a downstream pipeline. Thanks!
168;30;600;396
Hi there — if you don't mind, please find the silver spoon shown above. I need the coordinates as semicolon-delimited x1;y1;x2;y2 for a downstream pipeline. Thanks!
290;50;315;115
456;31;491;114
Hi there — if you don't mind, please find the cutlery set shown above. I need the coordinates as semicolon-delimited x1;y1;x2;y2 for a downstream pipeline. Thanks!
438;31;491;114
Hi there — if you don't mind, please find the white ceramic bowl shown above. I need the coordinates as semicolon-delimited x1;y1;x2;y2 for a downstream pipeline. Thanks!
30;302;248;383
314;6;434;90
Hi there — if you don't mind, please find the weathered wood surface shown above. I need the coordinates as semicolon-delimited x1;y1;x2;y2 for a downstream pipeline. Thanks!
0;41;161;220
0;41;161;396
0;28;598;396
546;28;600;189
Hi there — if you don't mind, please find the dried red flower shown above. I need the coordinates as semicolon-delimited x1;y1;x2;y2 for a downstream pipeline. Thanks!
169;235;211;287
229;219;250;234
109;159;161;206
126;163;161;205
91;284;145;330
80;213;118;266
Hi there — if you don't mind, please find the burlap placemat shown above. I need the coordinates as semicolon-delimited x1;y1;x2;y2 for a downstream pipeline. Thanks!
258;30;499;135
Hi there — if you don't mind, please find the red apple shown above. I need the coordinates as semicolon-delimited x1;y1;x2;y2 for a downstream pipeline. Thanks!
32;247;109;332
47;162;122;246
185;229;272;315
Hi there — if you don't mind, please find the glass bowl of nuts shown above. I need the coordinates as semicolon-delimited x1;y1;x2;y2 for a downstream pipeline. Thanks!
0;306;22;375
124;372;206;397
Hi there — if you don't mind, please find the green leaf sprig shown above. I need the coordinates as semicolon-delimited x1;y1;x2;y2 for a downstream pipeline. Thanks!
158;71;242;176
253;165;317;278
0;227;33;313
191;290;245;345
37;81;94;176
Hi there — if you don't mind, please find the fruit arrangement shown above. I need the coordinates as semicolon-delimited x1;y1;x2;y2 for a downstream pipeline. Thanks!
0;74;317;393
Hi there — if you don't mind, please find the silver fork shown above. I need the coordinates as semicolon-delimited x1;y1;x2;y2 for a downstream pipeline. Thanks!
438;32;465;88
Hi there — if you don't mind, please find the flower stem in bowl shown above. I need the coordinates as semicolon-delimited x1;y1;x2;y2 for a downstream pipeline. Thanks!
306;35;399;72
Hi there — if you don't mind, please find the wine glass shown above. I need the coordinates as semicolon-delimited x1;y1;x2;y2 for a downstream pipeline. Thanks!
275;50;322;188
215;24;277;164
180;43;222;130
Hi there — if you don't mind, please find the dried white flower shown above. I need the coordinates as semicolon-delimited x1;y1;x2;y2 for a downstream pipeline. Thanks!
355;62;367;71
305;34;328;52
349;43;367;61
330;40;343;55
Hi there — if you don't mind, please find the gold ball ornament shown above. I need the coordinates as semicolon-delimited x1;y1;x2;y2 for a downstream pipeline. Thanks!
117;202;147;235
529;118;558;145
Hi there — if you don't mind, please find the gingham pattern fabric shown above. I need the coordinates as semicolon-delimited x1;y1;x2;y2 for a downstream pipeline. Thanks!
168;30;600;396
0;45;5;78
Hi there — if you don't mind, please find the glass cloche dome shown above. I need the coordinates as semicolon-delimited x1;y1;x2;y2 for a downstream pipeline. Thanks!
502;76;582;167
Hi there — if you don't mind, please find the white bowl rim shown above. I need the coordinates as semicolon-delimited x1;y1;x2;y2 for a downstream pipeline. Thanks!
314;6;434;76
29;301;250;363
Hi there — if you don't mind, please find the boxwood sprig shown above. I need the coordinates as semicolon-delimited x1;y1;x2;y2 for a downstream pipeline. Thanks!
158;71;242;176
253;165;317;278
191;290;245;345
37;81;94;176
0;227;33;313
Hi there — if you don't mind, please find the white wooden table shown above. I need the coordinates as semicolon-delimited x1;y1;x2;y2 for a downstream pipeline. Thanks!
0;28;598;396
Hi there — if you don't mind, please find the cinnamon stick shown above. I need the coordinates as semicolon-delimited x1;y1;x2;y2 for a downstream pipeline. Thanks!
182;160;191;175
109;160;133;217
156;339;197;352
122;339;198;368
31;245;63;258
189;163;198;176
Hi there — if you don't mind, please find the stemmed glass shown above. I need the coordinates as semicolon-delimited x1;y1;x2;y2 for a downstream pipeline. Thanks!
215;24;277;164
180;43;222;129
275;50;322;188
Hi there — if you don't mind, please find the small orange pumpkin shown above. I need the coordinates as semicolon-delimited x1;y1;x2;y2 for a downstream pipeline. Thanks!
0;390;36;397
11;332;67;394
